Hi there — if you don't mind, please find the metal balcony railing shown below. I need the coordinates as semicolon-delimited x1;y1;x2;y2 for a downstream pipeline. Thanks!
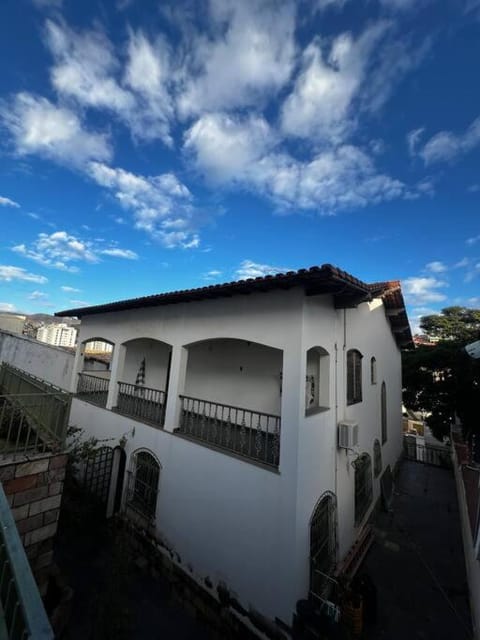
178;395;281;468
403;436;452;468
77;373;109;408
0;482;54;639
115;382;166;427
0;363;70;449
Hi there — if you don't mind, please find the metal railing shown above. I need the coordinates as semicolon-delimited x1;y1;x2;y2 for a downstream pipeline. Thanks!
77;372;109;408
116;382;166;427
403;436;452;468
178;395;281;468
0;363;70;447
0;483;54;639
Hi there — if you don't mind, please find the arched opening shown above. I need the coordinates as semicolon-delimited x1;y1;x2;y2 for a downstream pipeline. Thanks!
178;338;282;467
305;347;330;415
126;449;161;522
115;338;172;427
310;492;336;598
77;338;115;407
354;453;373;526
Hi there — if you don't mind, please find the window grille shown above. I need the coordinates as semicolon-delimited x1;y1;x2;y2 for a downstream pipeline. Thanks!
373;439;382;478
347;350;363;405
310;493;336;597
127;450;160;521
354;453;372;525
381;382;387;444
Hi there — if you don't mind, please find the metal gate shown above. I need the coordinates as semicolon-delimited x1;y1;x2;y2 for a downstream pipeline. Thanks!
83;446;114;506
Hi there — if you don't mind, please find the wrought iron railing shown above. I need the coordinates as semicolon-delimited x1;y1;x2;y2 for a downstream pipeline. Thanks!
0;482;54;639
0;363;70;447
116;382;166;427
403;436;452;468
178;395;281;468
77;372;109;408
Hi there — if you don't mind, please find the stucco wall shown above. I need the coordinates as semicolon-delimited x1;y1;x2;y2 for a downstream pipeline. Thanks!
0;330;74;390
122;338;171;389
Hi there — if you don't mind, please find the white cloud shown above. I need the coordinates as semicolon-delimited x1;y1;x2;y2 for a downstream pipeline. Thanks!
281;23;388;142
69;299;89;307
420;116;480;165
100;248;138;259
402;276;448;305
235;260;287;280
425;261;447;273
32;0;62;7
0;196;20;208
0;303;17;312
178;0;296;117
184;113;276;183
407;127;425;156
0;93;111;167
61;285;81;292
13;231;97;271
379;0;418;9
202;269;223;281
28;290;48;300
466;235;480;246
0;266;47;284
88;162;199;248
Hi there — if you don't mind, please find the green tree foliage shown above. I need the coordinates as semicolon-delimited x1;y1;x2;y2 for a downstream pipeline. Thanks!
403;307;480;440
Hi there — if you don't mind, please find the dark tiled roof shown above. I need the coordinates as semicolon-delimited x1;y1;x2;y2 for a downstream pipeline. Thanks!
56;263;412;347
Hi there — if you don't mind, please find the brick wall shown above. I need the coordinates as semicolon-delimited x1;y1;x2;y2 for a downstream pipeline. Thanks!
0;452;67;593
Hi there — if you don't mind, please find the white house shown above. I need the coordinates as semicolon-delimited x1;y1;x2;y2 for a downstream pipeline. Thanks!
56;263;412;628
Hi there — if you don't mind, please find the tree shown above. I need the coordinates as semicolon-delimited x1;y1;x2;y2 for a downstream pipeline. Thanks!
403;306;480;441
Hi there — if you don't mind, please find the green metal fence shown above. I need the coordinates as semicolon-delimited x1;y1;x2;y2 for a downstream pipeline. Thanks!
0;483;54;639
0;364;70;448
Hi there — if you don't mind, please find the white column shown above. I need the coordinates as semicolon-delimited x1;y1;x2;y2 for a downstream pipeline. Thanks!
70;342;85;393
106;344;126;410
163;344;188;433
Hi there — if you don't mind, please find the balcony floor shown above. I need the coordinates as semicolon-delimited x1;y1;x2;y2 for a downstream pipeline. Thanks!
360;459;472;640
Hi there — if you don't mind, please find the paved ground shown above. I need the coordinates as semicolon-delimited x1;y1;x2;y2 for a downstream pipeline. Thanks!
361;459;472;640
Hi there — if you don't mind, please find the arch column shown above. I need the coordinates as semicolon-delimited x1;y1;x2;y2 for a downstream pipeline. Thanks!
106;344;126;410
71;342;86;393
163;344;188;433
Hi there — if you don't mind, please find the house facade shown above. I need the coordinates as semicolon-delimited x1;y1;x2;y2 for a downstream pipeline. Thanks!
57;264;412;627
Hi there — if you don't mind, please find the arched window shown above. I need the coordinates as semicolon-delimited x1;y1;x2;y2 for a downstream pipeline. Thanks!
305;347;330;415
354;453;372;525
381;382;387;444
370;357;377;385
373;439;382;478
310;493;336;597
127;450;160;520
347;349;363;405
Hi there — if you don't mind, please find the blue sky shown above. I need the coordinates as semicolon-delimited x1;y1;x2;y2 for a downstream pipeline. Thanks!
0;0;479;332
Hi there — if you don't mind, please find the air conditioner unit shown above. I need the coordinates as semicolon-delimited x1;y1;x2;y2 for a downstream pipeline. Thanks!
338;420;359;449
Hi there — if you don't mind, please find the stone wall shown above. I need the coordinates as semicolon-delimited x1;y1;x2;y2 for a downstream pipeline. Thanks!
0;452;67;593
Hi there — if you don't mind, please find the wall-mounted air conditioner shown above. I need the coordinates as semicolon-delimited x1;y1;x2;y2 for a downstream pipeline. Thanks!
338;420;359;449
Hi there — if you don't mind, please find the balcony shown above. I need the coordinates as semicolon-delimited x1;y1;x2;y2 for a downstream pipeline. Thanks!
115;382;166;427
77;372;109;408
177;395;280;468
0;482;54;639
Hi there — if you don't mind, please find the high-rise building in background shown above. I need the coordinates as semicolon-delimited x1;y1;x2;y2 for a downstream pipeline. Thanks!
37;323;77;348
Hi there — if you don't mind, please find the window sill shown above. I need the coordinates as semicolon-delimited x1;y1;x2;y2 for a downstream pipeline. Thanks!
305;406;330;417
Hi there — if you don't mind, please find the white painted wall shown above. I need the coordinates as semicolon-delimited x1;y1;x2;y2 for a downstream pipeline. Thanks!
0;329;74;390
64;286;404;625
121;338;171;390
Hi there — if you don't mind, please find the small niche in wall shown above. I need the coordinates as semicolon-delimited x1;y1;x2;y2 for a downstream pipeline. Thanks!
305;346;330;416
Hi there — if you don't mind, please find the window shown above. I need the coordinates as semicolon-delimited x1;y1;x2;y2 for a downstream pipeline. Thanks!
373;439;382;478
381;382;387;444
354;453;372;525
310;493;336;597
127;450;160;520
370;357;377;385
305;347;330;415
347;349;363;405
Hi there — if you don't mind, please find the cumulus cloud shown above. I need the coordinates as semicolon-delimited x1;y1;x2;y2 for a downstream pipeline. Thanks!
0;303;17;312
0;265;48;284
13;231;139;271
202;269;223;281
235;259;287;280
402;276;448;305
178;0;296;117
466;235;480;246
0;196;20;208
88;162;199;248
420;116;480;165
0;93;111;167
407;127;425;156
425;261;447;273
28;290;48;300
